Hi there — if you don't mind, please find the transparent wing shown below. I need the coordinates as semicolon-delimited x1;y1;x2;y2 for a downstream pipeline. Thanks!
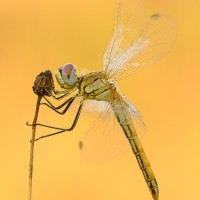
79;99;145;164
123;97;146;140
82;99;109;117
66;96;105;118
103;0;176;81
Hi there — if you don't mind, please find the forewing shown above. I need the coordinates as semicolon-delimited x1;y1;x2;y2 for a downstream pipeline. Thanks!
103;0;176;80
103;0;146;74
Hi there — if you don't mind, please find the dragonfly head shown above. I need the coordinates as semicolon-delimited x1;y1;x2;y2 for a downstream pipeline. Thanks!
55;64;78;89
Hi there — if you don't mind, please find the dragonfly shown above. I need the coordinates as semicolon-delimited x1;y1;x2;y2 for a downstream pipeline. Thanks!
27;0;176;199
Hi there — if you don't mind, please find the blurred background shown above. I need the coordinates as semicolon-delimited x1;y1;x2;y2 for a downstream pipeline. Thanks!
0;0;199;200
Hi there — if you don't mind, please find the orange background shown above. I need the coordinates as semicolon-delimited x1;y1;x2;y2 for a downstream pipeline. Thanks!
0;0;199;200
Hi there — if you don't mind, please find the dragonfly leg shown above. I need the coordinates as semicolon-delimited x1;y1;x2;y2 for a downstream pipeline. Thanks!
33;102;83;141
51;92;68;100
50;87;78;100
41;95;77;113
43;88;69;100
27;97;77;124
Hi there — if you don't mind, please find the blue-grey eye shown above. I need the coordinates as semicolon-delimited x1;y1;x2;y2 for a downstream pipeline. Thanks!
61;64;77;86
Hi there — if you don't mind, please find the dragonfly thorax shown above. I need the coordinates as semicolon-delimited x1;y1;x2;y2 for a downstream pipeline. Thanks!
78;71;117;102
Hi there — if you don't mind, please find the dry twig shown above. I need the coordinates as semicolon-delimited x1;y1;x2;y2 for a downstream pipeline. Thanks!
28;70;54;200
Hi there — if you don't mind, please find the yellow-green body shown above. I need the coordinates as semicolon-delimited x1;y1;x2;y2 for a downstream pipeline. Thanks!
57;70;159;200
78;72;115;101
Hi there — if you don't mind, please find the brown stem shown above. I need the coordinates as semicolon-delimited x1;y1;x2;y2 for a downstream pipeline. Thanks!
28;95;42;200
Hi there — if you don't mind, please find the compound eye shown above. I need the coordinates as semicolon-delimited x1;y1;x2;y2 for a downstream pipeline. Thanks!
61;64;77;86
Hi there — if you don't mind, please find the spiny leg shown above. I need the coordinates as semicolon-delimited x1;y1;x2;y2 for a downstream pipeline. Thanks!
45;88;69;100
27;95;79;126
34;102;83;141
49;87;78;100
28;101;83;129
41;95;77;114
52;93;68;100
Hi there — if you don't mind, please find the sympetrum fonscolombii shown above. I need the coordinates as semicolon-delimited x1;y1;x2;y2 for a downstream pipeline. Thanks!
28;0;176;199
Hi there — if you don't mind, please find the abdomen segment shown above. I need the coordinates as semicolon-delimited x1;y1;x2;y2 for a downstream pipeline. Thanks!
111;99;159;200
